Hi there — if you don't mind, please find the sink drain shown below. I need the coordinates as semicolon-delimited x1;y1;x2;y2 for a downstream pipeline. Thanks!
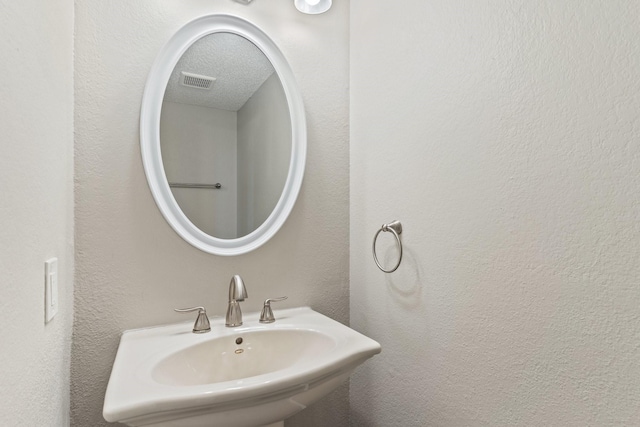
235;337;244;354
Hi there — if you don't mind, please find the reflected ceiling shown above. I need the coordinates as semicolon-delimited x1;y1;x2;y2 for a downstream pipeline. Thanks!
163;33;274;111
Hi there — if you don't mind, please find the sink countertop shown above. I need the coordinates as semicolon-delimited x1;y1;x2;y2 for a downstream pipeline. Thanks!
103;306;381;423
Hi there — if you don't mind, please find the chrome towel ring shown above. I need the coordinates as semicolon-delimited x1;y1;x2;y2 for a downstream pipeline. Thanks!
372;220;403;273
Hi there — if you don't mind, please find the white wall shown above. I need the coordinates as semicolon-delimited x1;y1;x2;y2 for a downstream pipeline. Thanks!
238;73;292;236
73;1;350;426
0;0;74;425
161;101;238;238
350;1;640;426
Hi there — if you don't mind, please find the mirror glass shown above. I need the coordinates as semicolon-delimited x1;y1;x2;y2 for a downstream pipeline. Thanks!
160;33;292;239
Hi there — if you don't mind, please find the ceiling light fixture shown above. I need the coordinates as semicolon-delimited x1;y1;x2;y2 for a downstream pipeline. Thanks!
294;0;332;14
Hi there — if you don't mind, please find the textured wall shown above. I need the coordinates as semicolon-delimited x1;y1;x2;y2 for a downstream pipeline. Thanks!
73;1;349;426
350;1;640;426
0;0;75;425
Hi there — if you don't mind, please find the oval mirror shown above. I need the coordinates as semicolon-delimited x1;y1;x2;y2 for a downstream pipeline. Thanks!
141;15;306;256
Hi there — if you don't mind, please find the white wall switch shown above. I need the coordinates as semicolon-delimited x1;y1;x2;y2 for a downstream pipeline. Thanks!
45;258;59;323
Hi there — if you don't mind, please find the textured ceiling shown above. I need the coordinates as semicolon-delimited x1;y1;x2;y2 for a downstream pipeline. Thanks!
163;32;275;111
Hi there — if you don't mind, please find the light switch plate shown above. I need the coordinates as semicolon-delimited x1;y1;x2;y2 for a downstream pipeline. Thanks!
45;258;58;323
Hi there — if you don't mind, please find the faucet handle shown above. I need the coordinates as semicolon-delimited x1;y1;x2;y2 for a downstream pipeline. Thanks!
259;297;288;323
174;306;211;334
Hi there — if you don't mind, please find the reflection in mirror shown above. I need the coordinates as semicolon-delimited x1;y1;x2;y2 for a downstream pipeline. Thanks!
160;33;292;239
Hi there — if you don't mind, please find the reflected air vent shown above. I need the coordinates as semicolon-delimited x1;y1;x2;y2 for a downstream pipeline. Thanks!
181;72;215;90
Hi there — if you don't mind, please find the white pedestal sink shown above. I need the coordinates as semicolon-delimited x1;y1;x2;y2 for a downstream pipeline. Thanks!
103;307;381;427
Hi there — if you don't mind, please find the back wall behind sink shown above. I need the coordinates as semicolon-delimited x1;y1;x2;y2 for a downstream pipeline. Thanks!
72;1;350;426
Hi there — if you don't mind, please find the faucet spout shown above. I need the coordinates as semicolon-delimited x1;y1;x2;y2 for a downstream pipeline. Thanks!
228;275;248;302
226;275;248;327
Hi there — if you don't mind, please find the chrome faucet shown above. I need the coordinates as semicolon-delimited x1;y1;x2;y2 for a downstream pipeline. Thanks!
225;275;248;327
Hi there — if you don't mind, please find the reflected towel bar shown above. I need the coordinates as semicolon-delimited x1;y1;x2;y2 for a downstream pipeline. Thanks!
169;182;222;189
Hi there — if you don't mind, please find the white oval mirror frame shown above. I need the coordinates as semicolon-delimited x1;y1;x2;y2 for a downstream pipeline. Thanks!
141;15;306;256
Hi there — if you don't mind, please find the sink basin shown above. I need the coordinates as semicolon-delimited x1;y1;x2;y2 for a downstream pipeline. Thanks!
152;329;336;387
103;307;381;427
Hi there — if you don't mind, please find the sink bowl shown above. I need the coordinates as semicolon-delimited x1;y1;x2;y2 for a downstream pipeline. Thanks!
152;329;336;387
103;307;381;427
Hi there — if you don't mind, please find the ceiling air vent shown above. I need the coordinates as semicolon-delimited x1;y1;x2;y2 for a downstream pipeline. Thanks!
181;72;216;90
